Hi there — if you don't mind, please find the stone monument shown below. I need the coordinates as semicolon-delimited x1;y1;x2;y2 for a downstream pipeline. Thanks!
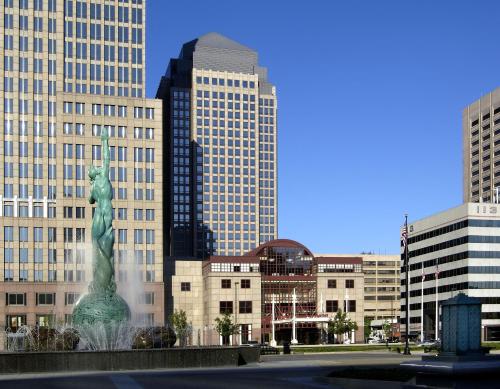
401;293;500;388
73;128;130;329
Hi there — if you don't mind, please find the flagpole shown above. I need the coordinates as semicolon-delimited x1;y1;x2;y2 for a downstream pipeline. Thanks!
403;214;411;355
435;265;439;340
421;264;425;343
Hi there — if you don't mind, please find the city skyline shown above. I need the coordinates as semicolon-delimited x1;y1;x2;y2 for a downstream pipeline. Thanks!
146;0;500;254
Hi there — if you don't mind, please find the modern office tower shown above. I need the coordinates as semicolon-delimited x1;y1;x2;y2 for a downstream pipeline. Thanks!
157;32;278;258
400;203;500;342
0;0;164;331
463;86;500;203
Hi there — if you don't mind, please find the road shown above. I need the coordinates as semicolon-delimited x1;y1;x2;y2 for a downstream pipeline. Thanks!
0;351;420;388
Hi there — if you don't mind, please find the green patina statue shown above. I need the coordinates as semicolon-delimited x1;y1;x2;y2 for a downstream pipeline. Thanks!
72;128;130;328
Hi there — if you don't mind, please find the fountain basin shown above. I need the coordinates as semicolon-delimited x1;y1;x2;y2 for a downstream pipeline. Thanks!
0;347;260;374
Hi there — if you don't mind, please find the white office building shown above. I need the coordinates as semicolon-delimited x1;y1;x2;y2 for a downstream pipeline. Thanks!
401;203;500;341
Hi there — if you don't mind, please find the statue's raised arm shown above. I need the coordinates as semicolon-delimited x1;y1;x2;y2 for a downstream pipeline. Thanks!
101;127;110;178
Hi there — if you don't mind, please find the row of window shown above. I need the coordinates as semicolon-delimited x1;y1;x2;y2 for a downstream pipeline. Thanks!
196;77;256;89
64;1;143;23
63;102;153;119
4;0;55;11
3;226;156;245
5;291;153;307
219;301;253;314
220;279;251;288
1;121;154;139
318;264;362;273
326;300;357;313
4;268;156;283
327;279;355;288
63;43;143;64
209;263;259;273
63;83;143;97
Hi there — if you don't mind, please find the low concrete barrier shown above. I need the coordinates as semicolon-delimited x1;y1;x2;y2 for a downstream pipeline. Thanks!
0;346;260;374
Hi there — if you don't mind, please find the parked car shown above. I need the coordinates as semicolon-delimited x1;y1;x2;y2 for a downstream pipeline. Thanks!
243;340;260;347
421;339;441;352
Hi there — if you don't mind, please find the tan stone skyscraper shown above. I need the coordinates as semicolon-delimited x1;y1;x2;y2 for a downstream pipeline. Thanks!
0;0;164;330
157;32;278;258
463;86;500;203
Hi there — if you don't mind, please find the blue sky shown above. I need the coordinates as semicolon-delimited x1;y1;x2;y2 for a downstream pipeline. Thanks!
145;1;500;255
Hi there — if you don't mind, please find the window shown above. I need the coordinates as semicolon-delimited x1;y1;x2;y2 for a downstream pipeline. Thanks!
146;230;154;244
134;229;143;244
76;207;85;219
7;293;25;306
64;206;73;218
118;229;127;243
328;279;337;288
326;300;339;313
181;282;191;292
239;301;252;314
34;227;43;242
219;301;233;314
64;102;73;113
64;292;80;305
37;293;55;305
146;209;155;221
344;300;356;312
140;292;155;305
4;226;13;242
241;279;251;288
346;279;354;288
221;279;231;289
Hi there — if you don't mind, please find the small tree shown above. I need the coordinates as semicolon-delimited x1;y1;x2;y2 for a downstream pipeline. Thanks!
364;317;372;342
382;320;392;341
214;312;239;345
170;309;190;347
328;309;358;344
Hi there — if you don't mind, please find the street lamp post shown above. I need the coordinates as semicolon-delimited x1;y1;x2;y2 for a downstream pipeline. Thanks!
235;281;239;345
403;213;411;355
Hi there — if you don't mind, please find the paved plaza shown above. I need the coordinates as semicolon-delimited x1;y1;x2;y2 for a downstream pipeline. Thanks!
0;351;419;388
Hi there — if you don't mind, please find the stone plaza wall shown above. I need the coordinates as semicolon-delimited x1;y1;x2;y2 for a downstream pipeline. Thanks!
0;346;260;374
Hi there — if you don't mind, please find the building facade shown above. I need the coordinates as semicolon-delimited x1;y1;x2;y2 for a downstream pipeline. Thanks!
463;86;500;203
156;32;277;259
0;0;164;331
317;253;401;323
171;239;365;345
401;203;500;342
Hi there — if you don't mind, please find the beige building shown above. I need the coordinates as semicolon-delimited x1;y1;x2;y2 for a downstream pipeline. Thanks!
463;86;500;203
0;0;164;330
170;240;366;345
315;256;365;342
316;253;400;323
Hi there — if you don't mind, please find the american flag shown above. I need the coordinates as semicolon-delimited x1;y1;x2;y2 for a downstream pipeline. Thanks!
422;270;426;282
435;265;440;278
401;225;408;251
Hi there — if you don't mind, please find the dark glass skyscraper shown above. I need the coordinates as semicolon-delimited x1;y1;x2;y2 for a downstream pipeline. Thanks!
157;32;278;258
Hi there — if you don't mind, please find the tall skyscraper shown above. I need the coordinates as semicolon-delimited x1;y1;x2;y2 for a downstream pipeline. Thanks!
0;0;164;330
463;86;500;203
157;32;278;258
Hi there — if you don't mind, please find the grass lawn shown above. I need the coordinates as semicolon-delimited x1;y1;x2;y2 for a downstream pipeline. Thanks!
287;345;391;353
